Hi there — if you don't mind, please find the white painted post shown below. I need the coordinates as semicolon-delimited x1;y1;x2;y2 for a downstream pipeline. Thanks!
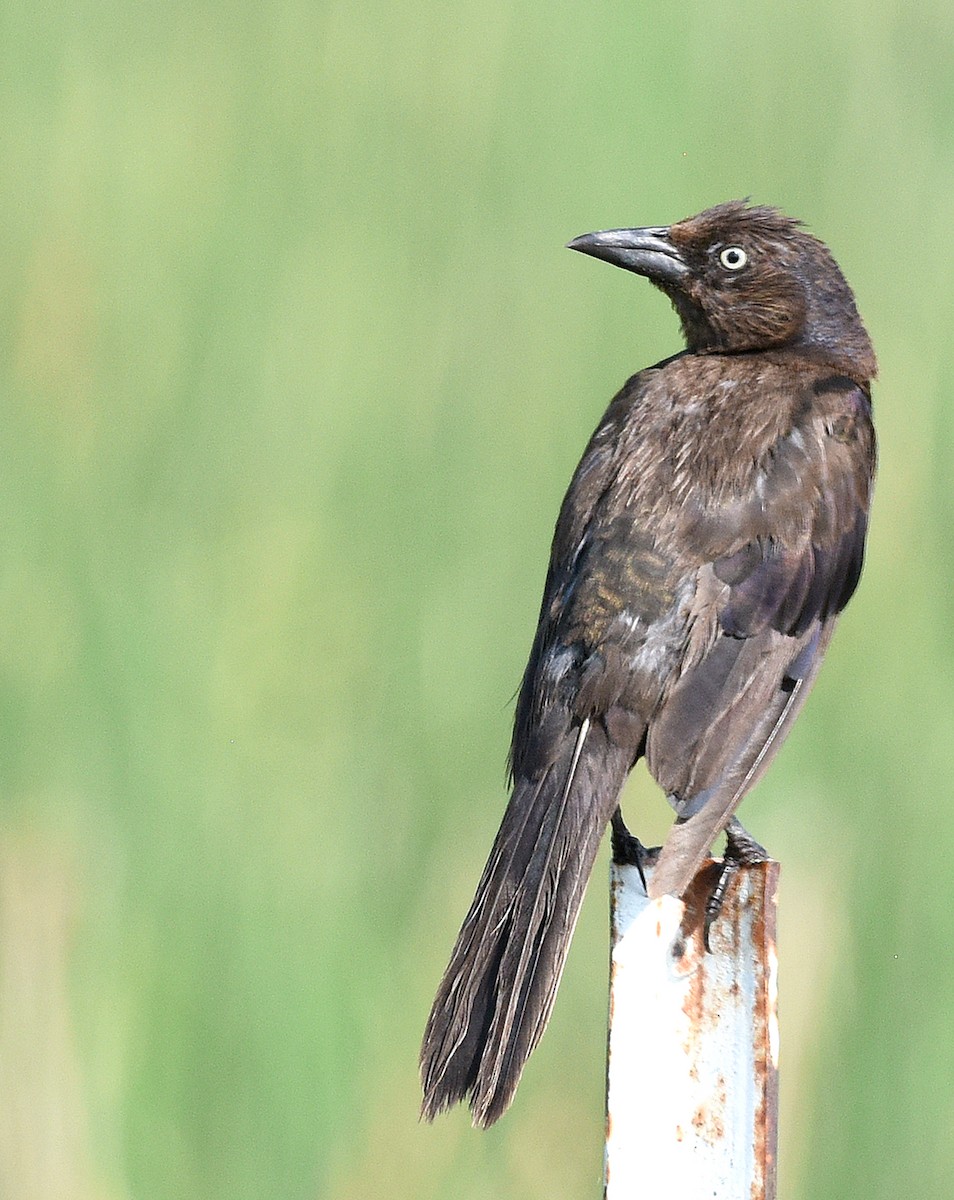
604;859;779;1199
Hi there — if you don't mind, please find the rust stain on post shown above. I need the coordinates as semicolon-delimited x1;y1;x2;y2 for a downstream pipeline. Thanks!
604;859;779;1200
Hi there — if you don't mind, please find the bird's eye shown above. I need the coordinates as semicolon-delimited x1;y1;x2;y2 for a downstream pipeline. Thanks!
718;246;748;271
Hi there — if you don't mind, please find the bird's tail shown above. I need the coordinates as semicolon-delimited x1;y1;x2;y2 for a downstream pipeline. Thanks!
420;716;632;1127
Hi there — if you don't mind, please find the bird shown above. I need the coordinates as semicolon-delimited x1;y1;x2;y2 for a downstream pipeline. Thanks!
420;200;876;1128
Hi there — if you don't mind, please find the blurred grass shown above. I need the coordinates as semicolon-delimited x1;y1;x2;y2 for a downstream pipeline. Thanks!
2;0;954;1196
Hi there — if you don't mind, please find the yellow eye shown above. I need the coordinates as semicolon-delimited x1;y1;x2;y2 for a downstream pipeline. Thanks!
719;246;748;270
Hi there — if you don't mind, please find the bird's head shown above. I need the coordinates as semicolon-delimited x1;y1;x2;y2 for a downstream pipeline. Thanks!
568;200;876;379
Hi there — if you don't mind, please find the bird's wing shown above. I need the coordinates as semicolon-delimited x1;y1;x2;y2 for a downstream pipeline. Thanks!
646;376;875;898
509;368;662;782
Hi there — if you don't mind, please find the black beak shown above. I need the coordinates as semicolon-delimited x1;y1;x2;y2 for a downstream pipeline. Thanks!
567;227;688;285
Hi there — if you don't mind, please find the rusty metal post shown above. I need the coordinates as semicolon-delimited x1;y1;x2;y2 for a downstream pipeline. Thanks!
604;859;779;1199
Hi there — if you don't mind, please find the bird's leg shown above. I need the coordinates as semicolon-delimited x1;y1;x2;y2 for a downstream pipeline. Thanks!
703;818;769;951
610;808;649;893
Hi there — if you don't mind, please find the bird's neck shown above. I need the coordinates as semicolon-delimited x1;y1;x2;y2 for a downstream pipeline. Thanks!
684;332;876;385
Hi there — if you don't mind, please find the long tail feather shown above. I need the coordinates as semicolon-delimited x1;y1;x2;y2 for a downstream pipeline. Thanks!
420;717;632;1126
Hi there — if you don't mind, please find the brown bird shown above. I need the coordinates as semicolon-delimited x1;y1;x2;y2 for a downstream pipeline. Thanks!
420;201;876;1127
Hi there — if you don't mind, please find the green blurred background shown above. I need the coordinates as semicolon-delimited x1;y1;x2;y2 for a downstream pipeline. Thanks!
3;1;953;1197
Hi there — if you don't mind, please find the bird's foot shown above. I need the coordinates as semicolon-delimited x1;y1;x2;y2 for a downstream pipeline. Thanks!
703;818;769;952
610;809;652;893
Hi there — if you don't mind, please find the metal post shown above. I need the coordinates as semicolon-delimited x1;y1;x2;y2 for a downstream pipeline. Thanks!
604;859;779;1199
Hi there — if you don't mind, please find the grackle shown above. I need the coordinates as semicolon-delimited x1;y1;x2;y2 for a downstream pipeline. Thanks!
420;201;876;1127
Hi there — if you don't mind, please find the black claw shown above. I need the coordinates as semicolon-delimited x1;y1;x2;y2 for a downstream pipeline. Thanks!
703;819;770;951
610;809;649;893
703;860;739;950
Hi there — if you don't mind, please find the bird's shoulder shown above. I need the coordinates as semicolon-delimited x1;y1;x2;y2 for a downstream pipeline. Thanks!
564;351;872;524
686;359;875;640
549;351;874;639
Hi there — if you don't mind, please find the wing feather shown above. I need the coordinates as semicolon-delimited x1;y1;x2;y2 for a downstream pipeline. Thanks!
647;378;874;897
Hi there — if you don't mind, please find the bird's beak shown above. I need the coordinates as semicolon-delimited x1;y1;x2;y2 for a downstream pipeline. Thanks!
567;227;688;284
